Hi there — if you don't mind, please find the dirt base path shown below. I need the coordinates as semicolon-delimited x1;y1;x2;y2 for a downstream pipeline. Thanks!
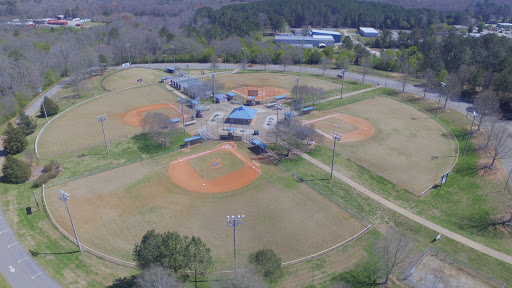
297;151;512;265
168;142;261;193
123;103;183;127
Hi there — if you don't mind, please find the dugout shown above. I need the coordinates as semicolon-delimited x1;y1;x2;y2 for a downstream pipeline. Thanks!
274;95;287;103
301;106;316;115
184;135;202;146
252;139;268;154
166;67;176;74
161;76;172;83
246;96;256;106
220;127;241;141
226;91;236;101
215;93;228;103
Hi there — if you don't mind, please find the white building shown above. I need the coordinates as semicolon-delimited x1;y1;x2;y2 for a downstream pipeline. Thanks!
359;27;379;37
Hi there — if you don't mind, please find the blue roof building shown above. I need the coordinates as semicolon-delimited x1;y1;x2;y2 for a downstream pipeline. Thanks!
311;29;342;43
226;106;257;124
226;91;237;99
215;93;227;103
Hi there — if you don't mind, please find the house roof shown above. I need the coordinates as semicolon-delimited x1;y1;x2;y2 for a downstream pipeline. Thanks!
227;106;257;120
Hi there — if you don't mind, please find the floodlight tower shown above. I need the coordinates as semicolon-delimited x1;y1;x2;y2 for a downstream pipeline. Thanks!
227;215;244;278
59;190;82;252
179;98;187;133
330;132;342;180
291;77;299;119
40;95;48;122
276;103;283;143
340;69;346;98
211;73;216;99
171;46;176;69
435;82;446;119
463;111;478;156
163;54;167;76
97;114;109;154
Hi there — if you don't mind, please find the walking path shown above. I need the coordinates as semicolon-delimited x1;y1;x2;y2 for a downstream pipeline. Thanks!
310;86;378;105
298;152;512;265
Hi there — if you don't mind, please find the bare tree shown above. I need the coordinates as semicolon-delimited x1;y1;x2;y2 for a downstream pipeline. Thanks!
486;125;512;168
474;90;501;129
210;53;219;73
271;119;322;157
135;266;182;288
443;73;460;108
293;85;326;107
320;55;331;76
279;52;293;72
256;49;272;71
423;68;437;99
375;228;414;286
336;54;350;70
361;57;372;83
210;267;266;288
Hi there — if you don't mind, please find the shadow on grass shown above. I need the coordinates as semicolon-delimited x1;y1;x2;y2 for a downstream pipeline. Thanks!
30;249;80;256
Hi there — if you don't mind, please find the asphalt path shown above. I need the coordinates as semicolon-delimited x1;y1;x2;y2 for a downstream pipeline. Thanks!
0;78;69;287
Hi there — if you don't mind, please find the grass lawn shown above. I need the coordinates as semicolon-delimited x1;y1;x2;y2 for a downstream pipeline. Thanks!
0;273;10;288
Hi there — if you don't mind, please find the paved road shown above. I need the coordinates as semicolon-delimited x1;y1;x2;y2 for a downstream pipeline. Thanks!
25;78;72;117
298;152;512;265
0;78;69;287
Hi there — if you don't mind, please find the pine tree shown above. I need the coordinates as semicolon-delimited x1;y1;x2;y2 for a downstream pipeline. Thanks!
18;111;37;135
3;122;28;155
40;96;59;117
2;156;31;184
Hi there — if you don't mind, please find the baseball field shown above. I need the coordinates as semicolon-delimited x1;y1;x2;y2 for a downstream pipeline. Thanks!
37;84;191;158
44;141;367;269
102;67;167;91
304;96;457;195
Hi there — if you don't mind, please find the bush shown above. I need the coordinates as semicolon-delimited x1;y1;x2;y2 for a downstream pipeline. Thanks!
18;111;37;135
40;96;59;117
248;249;283;283
132;132;168;155
3;122;28;155
34;160;61;187
2;156;31;184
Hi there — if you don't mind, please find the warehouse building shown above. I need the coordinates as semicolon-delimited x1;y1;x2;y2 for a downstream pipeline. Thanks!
311;29;342;43
274;35;335;47
498;23;512;29
359;27;379;37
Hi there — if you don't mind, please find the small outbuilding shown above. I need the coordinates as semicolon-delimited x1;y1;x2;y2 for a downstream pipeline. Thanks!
274;95;287;103
252;139;268;154
226;91;236;101
161;76;172;83
301;106;316;115
226;105;257;125
166;67;176;74
215;93;228;103
359;27;379;37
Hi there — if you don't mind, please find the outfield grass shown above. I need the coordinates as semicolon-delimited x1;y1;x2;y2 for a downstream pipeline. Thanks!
0;273;10;288
102;68;167;91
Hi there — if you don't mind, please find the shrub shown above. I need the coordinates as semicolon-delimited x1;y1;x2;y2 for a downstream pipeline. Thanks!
2;156;31;184
18;111;37;135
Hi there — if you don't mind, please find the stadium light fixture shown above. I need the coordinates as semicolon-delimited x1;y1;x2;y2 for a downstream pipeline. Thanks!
227;214;244;279
435;82;446;119
97;114;109;154
179;98;187;133
330;132;342;180
59;190;82;252
276;103;283;144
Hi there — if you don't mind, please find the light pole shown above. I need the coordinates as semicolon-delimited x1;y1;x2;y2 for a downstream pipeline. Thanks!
171;46;176;69
227;215;244;279
276;103;282;143
291;77;299;119
126;44;131;65
163;54;167;75
340;69;346;99
435;82;446;119
40;95;48;122
97;114;109;154
186;63;190;82
330;132;342;180
463;111;477;156
211;73;216;99
59;190;82;252
179;98;187;133
242;48;247;71
385;69;391;87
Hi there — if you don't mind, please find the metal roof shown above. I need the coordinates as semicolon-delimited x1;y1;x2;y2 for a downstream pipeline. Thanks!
184;135;202;142
274;95;287;100
275;35;333;41
311;29;341;36
227;106;257;120
226;91;236;97
215;93;227;99
170;118;181;123
248;96;256;100
301;107;316;112
359;27;379;33
252;139;267;149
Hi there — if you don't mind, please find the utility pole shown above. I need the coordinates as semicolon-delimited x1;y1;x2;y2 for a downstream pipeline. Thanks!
330;132;342;180
163;54;167;76
227;215;244;279
211;73;216;99
59;190;82;252
171;46;176;69
435;82;446;119
97;114;109;154
385;69;391;87
463;111;478;156
291;77;299;120
340;69;346;98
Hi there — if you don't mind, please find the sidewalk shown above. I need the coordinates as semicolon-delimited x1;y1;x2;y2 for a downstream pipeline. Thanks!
297;151;512;265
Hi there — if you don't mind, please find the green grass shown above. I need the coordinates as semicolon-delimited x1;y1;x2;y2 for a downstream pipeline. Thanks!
188;150;246;180
0;273;10;288
313;87;395;111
